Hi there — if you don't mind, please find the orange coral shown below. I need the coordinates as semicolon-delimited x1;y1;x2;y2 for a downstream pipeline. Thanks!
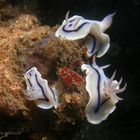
58;67;84;88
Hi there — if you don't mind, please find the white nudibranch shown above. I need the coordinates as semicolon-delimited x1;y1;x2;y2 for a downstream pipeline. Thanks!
55;11;115;58
24;67;58;109
81;59;126;124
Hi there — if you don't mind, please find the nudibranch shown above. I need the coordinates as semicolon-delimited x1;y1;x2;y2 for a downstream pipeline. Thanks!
81;57;127;124
24;67;58;109
55;11;115;58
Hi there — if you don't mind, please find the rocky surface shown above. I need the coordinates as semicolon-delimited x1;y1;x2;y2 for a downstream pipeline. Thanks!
0;2;88;139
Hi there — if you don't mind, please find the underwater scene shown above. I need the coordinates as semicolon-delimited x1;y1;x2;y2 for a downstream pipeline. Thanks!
0;0;140;140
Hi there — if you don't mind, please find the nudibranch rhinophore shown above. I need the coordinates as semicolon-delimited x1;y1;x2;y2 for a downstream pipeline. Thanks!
81;57;127;124
55;11;115;58
24;67;58;109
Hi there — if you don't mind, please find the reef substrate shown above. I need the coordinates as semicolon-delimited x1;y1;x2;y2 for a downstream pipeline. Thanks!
0;4;88;140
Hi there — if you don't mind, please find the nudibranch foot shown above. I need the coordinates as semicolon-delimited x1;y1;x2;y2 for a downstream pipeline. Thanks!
24;67;58;109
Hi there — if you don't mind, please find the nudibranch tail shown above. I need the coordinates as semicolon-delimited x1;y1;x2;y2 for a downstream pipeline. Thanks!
24;67;58;109
81;59;126;124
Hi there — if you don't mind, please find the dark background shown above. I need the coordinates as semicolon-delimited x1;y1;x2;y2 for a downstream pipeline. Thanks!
4;0;140;139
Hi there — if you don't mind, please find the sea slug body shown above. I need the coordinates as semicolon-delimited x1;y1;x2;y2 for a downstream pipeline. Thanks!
24;67;58;109
81;57;126;124
55;11;115;58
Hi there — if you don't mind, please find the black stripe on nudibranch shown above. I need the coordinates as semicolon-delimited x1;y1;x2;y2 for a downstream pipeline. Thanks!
88;35;97;65
62;22;90;33
27;78;32;87
89;52;97;65
91;65;112;113
91;65;101;113
27;71;32;77
69;19;76;23
99;97;111;108
35;74;50;102
89;34;96;54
